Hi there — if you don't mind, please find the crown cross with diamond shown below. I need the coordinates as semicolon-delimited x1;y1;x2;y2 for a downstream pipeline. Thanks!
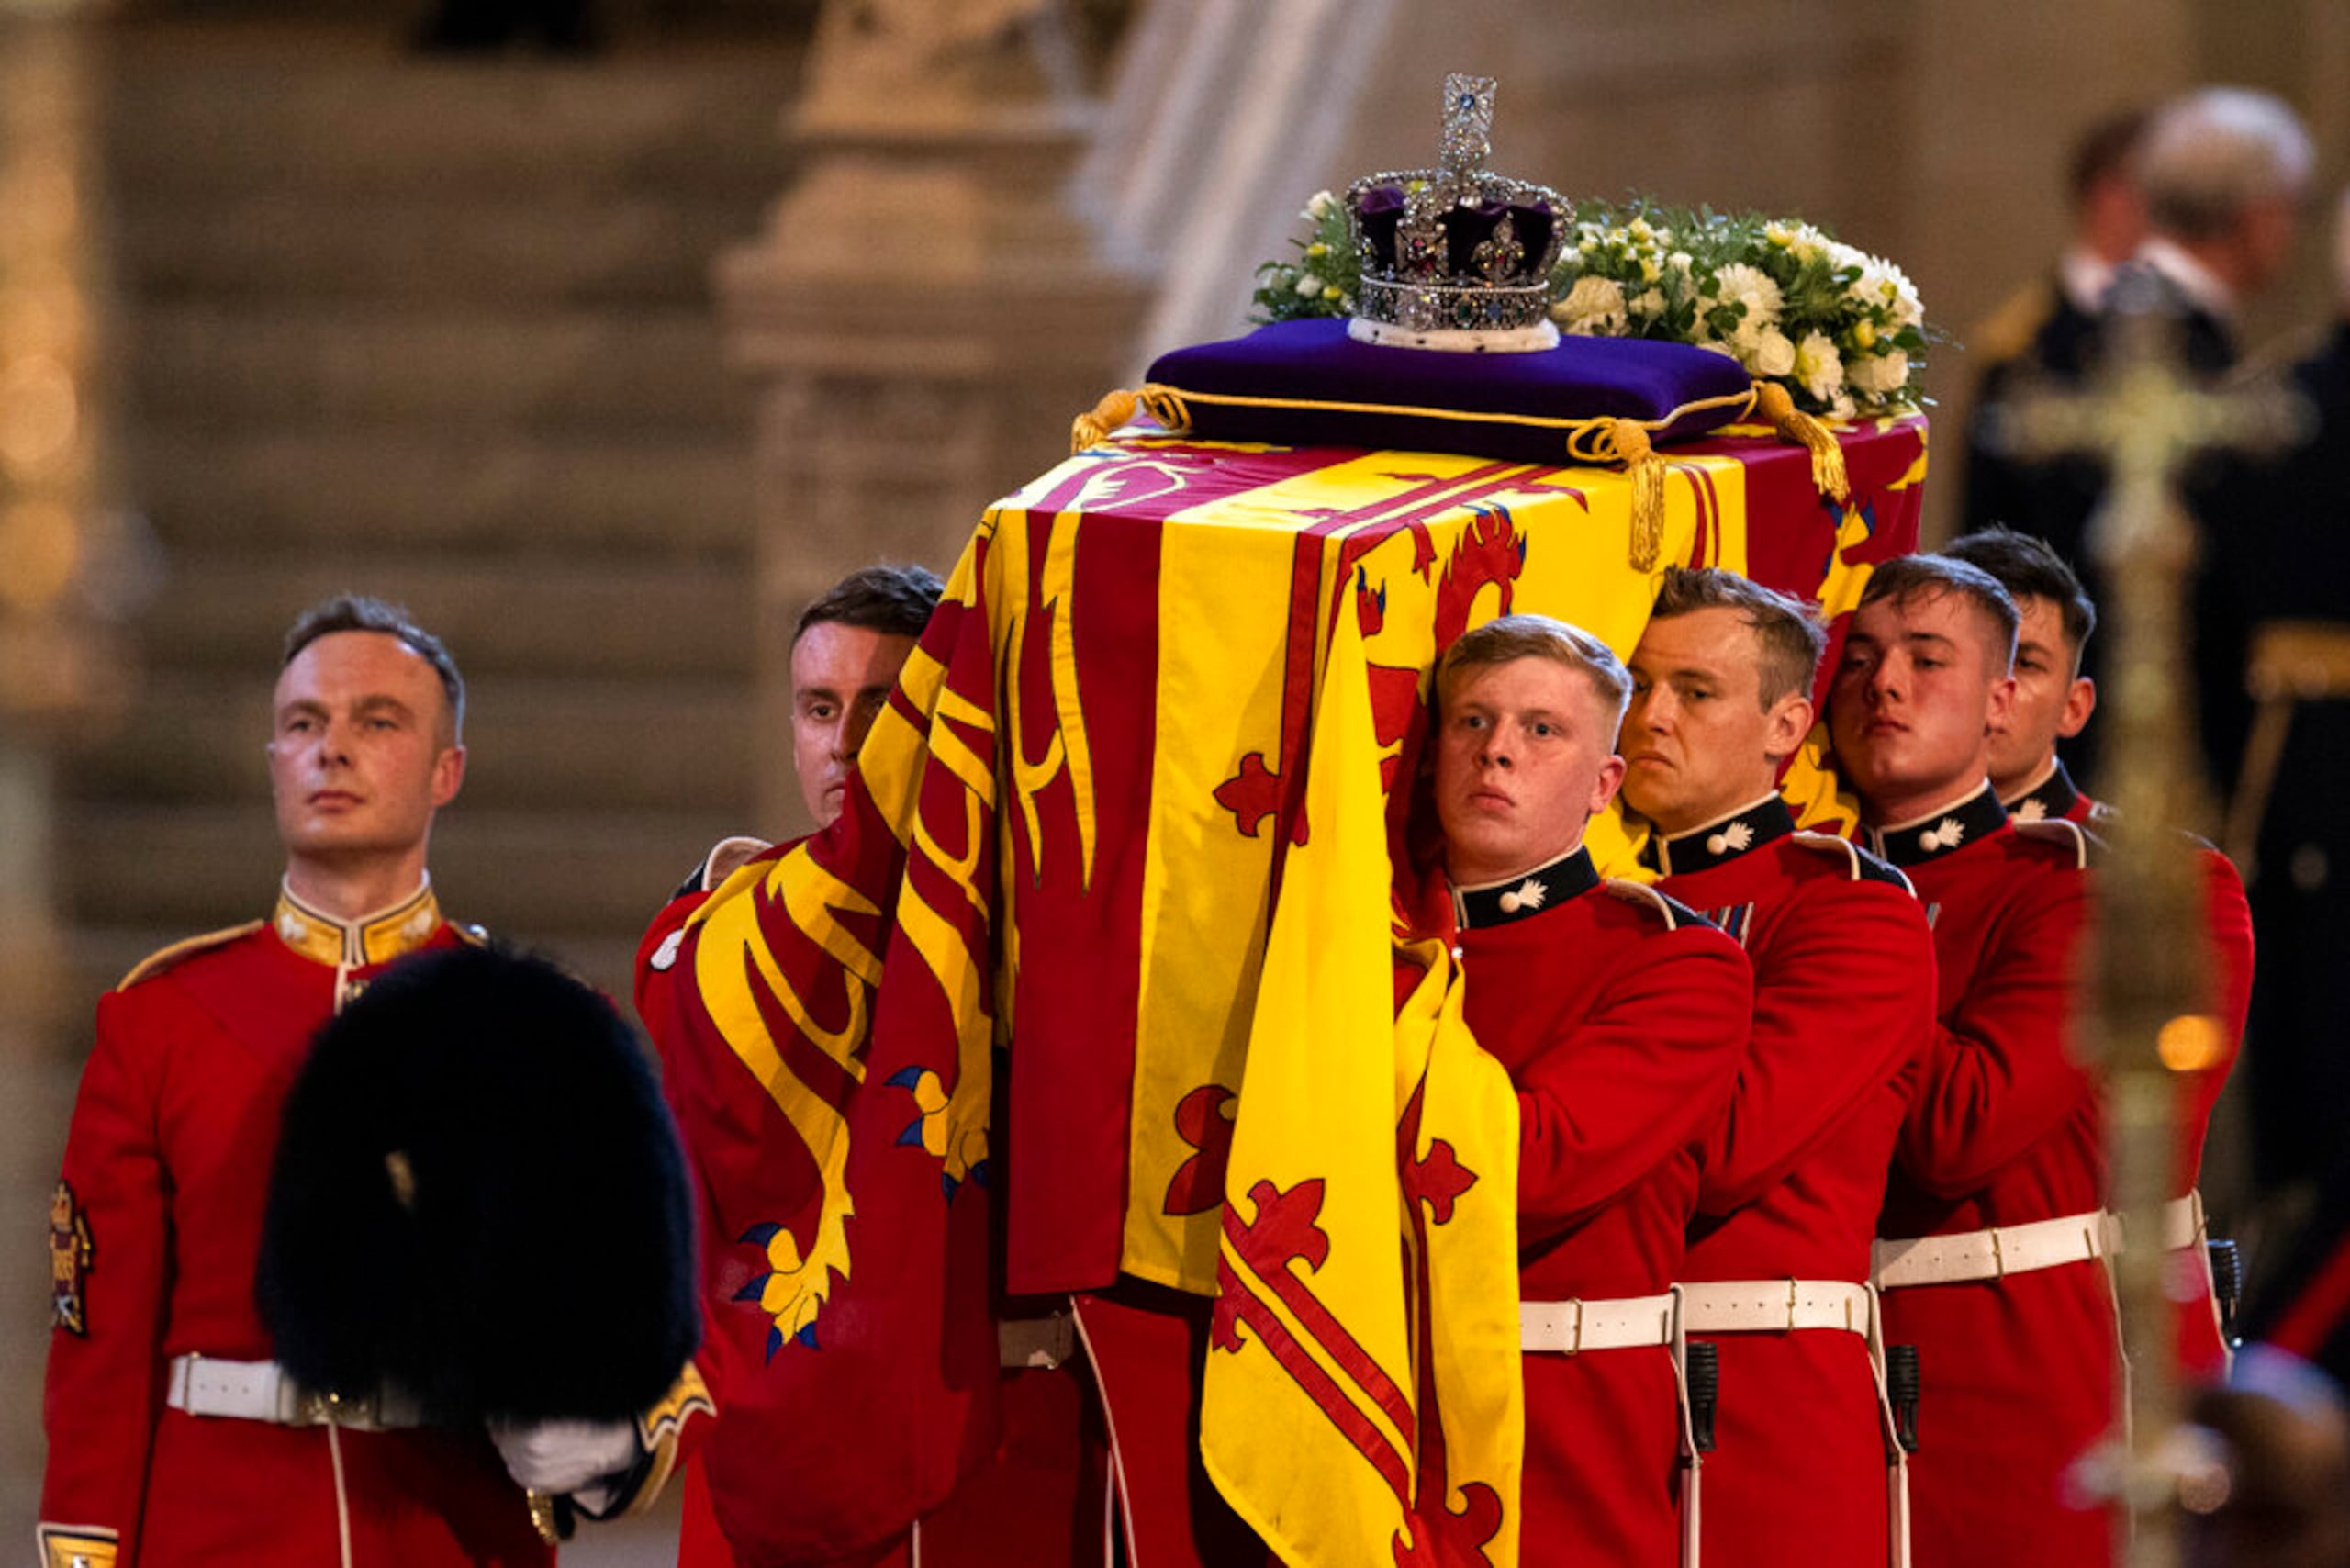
1439;74;1495;175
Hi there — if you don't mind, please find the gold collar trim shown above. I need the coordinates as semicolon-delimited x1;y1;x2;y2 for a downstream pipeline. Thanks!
272;879;442;968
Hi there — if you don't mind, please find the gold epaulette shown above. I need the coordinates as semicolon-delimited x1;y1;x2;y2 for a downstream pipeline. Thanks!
116;922;264;991
1968;277;2058;371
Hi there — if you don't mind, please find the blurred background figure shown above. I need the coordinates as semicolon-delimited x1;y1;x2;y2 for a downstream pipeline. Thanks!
2183;1347;2350;1568
1961;106;2152;449
1962;84;2314;788
2208;187;2350;1241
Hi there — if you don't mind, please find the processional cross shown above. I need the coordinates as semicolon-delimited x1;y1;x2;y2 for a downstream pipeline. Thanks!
1991;272;2307;1565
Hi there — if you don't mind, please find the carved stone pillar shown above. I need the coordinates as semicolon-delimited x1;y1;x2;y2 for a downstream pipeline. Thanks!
717;3;1150;834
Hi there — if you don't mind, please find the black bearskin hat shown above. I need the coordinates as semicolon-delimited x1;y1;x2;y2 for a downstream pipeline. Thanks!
257;944;697;1422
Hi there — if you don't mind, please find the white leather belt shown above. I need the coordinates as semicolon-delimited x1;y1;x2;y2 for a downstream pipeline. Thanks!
1521;1293;1676;1353
1874;1191;2210;1291
997;1311;1077;1370
1678;1278;1872;1335
1874;1209;2108;1289
165;1355;423;1429
2145;1190;2209;1253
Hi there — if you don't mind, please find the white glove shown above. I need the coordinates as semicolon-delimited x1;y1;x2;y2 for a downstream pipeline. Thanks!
487;1417;641;1500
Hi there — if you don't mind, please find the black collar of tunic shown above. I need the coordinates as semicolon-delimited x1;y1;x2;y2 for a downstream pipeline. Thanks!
1863;782;2009;869
1639;794;1796;877
2004;759;2080;825
1451;846;1601;931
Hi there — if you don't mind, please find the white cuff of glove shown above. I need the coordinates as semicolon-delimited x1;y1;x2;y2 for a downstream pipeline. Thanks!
487;1417;642;1500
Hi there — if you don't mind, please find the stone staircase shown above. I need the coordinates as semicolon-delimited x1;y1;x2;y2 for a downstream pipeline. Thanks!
59;16;806;1010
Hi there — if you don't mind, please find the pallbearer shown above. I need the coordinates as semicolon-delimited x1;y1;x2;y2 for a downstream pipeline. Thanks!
1942;526;2254;1377
1826;557;2108;1567
1429;614;1752;1566
1620;568;1933;1566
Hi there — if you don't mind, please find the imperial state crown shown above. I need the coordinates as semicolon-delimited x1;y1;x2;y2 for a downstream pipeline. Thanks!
1346;73;1568;348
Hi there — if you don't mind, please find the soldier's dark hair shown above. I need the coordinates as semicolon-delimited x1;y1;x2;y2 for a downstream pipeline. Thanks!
1942;528;2098;673
2068;109;2151;210
1438;613;1632;730
282;595;466;743
1856;554;2020;676
793;564;945;646
1648;567;1827;710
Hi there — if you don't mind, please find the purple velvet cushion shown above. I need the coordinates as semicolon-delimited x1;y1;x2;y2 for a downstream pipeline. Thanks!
1144;318;1756;462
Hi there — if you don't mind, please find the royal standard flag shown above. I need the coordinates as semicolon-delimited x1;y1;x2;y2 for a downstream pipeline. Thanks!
1199;596;1524;1567
636;534;1005;1564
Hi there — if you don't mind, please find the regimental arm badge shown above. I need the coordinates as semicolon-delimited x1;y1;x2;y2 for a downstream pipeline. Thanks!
49;1181;93;1337
37;1523;118;1568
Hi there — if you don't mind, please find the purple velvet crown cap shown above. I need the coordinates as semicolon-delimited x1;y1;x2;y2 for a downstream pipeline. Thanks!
1144;319;1756;463
1354;184;1559;288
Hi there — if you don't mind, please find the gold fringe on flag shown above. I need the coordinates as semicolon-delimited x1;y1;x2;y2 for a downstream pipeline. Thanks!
1753;381;1851;507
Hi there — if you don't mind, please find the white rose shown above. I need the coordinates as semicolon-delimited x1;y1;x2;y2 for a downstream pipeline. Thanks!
1794;330;1844;403
1744;328;1797;378
1295;273;1325;297
1551;274;1629;336
1303;190;1336;221
1848;348;1911;398
1668;251;1693;274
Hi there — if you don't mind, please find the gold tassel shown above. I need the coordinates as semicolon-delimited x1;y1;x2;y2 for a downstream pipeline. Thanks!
1609;418;1666;572
1070;388;1141;453
1752;381;1850;505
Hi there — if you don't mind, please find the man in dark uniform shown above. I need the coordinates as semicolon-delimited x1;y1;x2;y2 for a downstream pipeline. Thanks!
1430;612;1753;1567
1618;568;1933;1567
39;597;601;1566
1942;526;2255;1378
1961;109;2150;534
1827;556;2108;1568
1963;86;2313;786
2210;193;2350;1204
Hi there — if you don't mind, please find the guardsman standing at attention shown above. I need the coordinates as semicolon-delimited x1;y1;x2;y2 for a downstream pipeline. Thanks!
1942;526;2254;1378
39;596;623;1567
1619;568;1934;1567
1826;556;2109;1568
1429;613;1752;1568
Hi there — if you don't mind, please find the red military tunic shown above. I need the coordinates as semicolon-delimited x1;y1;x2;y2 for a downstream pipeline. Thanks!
2009;760;2255;1379
638;849;1110;1568
40;884;552;1568
1650;796;1934;1567
1450;847;1752;1568
1868;785;2108;1568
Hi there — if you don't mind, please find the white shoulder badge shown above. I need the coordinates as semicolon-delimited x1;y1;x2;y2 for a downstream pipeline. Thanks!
700;834;775;894
1603;879;1688;930
1789;831;1919;895
2014;817;2091;871
1789;831;1863;877
115;921;264;991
